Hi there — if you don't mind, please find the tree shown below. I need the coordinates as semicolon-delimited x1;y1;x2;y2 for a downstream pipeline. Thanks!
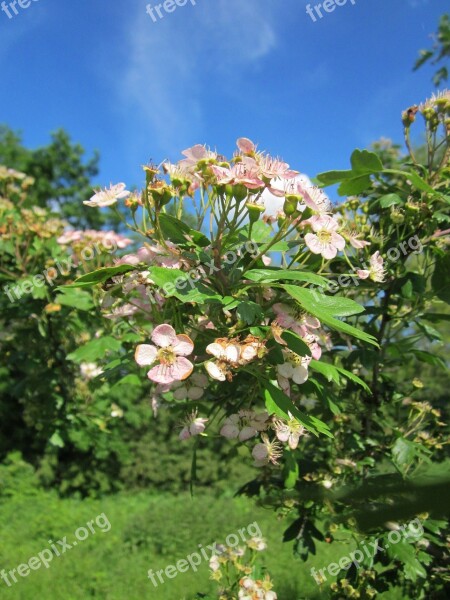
0;126;108;228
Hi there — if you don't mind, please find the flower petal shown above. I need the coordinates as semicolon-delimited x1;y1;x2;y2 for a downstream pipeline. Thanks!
205;361;226;381
151;324;177;348
173;334;194;356
135;344;157;367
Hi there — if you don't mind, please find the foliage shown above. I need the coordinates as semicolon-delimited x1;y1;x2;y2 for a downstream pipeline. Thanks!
0;126;109;228
414;14;450;87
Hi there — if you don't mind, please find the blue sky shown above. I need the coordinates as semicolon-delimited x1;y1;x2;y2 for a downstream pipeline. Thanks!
0;0;448;196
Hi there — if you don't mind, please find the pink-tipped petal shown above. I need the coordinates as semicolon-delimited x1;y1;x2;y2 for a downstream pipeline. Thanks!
151;324;177;348
135;344;158;367
173;334;194;356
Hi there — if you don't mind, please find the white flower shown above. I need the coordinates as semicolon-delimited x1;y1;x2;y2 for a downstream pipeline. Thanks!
179;409;208;440
273;412;305;450
305;215;346;259
247;536;267;551
357;251;386;282
80;362;103;380
83;183;130;207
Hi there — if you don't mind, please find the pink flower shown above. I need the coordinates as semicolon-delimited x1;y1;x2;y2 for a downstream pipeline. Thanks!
346;230;370;249
211;157;265;190
357;251;386;282
256;155;298;181
135;324;194;384
273;303;320;338
305;215;345;259
179;409;208;440
273;412;305;450
178;144;217;172
84;183;130;207
297;182;332;214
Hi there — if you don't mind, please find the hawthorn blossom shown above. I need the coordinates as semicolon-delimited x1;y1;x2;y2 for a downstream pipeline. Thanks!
277;350;312;394
80;362;103;380
273;412;306;450
252;433;283;467
247;537;267;552
345;229;370;249
238;576;277;600
304;215;346;259
178;144;217;172
179;409;208;440
256;154;298;181
220;410;269;442
297;182;332;214
135;324;194;384
211;157;265;190
205;336;265;381
272;303;320;338
357;251;386;282
83;183;130;207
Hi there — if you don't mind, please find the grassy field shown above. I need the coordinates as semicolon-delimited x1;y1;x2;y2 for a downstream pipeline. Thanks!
0;491;407;600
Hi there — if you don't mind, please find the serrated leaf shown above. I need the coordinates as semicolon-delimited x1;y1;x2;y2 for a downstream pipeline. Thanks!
263;380;333;438
245;269;328;287
283;285;378;346
59;264;137;288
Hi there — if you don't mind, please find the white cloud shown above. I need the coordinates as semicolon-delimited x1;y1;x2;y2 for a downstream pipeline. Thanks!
118;0;278;156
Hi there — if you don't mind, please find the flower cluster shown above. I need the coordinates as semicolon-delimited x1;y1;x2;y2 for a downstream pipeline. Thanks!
209;536;277;600
80;137;373;469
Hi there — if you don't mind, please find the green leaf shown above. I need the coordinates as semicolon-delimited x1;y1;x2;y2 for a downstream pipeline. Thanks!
431;252;450;303
54;288;94;311
386;541;427;582
335;367;371;393
283;285;378;346
59;264;137;289
283;450;299;489
379;193;403;208
350;149;384;174
263;380;333;438
317;150;383;196
236;301;263;325
309;360;340;384
148;266;222;304
112;374;142;388
158;214;210;247
245;269;328;287
67;336;122;363
281;330;311;357
49;432;65;448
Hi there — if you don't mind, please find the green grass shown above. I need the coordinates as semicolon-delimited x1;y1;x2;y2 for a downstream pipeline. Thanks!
0;490;409;599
